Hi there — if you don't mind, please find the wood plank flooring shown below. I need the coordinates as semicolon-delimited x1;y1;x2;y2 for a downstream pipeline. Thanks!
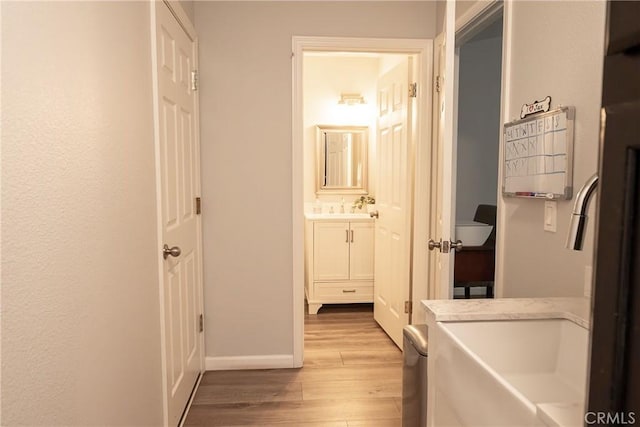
184;303;403;426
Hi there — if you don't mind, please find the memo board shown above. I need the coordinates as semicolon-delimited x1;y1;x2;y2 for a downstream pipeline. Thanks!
502;107;575;199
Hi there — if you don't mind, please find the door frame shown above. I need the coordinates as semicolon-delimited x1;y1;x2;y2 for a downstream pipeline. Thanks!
453;0;512;299
433;0;509;300
449;1;506;299
292;36;433;366
150;2;204;425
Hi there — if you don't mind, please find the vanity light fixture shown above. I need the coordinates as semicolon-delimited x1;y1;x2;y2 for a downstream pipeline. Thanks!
338;93;366;106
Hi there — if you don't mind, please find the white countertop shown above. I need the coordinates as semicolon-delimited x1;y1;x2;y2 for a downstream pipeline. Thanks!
304;212;373;221
421;297;590;329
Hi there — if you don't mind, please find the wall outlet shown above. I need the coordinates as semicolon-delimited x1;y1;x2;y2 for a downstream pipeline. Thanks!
544;201;557;232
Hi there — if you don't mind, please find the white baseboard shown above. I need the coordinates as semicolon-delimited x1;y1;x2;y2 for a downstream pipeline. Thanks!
205;354;294;371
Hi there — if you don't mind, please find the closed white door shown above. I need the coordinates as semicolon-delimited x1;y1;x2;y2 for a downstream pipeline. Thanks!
374;57;413;348
153;2;203;426
349;222;374;280
313;222;350;281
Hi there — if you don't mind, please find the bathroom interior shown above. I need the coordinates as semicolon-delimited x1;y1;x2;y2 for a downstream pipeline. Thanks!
302;50;406;323
302;14;504;320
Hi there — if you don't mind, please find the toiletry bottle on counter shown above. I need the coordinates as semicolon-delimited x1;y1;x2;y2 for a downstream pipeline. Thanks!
314;199;322;214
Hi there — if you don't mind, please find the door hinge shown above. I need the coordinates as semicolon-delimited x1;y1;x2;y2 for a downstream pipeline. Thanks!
195;197;201;215
409;82;418;98
191;70;199;91
404;301;412;314
199;314;204;332
435;75;441;93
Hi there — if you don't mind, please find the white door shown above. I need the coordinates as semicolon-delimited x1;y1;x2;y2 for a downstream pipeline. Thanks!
374;57;413;349
428;2;457;300
153;2;203;426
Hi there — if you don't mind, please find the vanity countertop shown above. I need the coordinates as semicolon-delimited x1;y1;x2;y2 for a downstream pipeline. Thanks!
304;212;373;221
421;297;590;329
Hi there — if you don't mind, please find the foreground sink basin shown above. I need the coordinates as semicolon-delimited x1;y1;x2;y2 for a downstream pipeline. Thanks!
432;319;589;426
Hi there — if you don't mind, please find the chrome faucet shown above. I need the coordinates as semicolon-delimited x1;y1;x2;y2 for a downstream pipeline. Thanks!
566;173;599;251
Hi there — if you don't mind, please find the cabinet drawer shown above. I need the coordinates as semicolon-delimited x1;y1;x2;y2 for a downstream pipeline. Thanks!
313;282;373;302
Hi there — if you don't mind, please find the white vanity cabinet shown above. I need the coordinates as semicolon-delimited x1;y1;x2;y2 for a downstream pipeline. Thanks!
305;216;374;314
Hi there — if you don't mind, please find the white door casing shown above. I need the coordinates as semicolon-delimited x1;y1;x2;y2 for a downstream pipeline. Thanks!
426;3;457;425
151;2;203;426
374;57;413;349
292;37;432;367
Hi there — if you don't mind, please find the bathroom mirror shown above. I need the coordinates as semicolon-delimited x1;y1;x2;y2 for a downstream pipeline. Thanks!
316;125;368;195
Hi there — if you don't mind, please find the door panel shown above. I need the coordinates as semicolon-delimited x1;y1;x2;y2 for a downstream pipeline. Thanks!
154;2;202;425
349;222;374;280
374;57;413;348
313;222;350;281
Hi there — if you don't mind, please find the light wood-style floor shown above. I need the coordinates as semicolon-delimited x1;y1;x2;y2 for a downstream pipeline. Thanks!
184;303;403;426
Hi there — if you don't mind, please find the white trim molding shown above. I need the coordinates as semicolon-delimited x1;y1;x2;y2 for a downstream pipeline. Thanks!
205;355;295;371
292;36;433;367
456;0;501;33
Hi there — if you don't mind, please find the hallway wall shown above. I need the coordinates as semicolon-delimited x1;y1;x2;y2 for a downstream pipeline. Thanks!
499;1;606;298
2;2;164;424
194;1;436;365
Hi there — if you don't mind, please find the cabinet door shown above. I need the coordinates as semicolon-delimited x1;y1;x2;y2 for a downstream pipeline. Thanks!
349;222;374;280
313;222;350;281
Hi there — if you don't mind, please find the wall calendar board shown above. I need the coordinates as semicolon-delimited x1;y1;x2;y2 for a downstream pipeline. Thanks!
502;106;575;199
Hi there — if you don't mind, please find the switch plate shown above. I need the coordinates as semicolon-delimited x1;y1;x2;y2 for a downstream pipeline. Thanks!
544;201;557;232
584;265;593;298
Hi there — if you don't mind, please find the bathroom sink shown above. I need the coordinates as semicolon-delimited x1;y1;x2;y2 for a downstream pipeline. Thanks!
305;212;372;220
455;221;492;246
432;319;589;426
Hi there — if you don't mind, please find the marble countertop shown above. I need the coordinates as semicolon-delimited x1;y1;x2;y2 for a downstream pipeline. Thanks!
421;297;590;329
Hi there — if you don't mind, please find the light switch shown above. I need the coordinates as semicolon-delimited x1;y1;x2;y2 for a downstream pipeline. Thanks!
584;265;593;298
544;201;557;232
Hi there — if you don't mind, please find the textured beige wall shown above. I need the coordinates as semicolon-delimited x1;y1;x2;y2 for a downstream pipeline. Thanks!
499;0;606;297
2;2;164;424
194;1;436;359
179;0;195;23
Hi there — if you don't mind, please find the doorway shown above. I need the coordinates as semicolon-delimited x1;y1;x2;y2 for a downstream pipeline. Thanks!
453;12;503;299
292;37;433;365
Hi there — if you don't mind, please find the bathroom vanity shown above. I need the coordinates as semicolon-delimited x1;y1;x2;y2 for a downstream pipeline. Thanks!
305;213;374;314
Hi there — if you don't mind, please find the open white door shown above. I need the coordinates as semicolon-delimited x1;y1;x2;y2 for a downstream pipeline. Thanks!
428;1;457;300
152;2;203;425
374;57;414;348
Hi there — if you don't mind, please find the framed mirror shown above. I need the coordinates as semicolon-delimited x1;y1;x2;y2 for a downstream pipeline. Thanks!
316;125;368;195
